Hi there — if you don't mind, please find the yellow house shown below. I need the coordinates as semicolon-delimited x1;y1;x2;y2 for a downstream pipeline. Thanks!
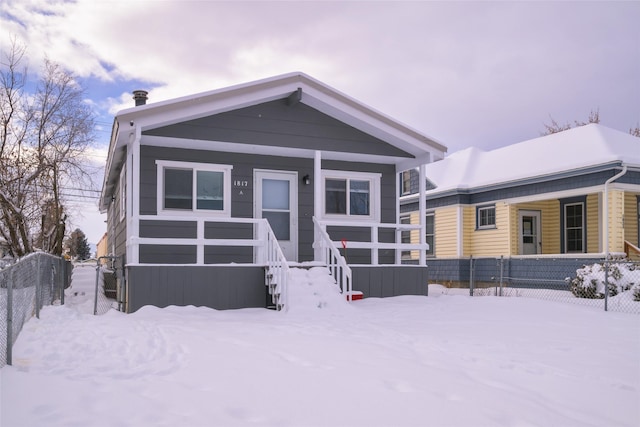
400;124;640;282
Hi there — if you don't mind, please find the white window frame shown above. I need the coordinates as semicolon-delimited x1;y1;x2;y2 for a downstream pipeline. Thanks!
320;170;381;222
119;165;126;222
477;205;496;230
425;211;435;257
564;202;585;253
156;160;233;216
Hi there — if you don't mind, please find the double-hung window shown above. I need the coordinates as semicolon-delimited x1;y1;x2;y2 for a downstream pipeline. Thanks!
322;170;380;221
425;212;435;256
564;202;584;253
156;160;232;215
477;205;496;229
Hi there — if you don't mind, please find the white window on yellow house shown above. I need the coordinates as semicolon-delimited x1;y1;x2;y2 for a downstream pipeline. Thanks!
400;214;411;260
425;213;435;257
564;202;584;253
476;205;496;229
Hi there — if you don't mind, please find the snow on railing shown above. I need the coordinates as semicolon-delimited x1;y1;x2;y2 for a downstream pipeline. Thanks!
312;217;353;301
261;220;290;311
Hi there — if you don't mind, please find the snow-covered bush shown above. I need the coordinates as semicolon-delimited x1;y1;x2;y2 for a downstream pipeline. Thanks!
570;262;637;299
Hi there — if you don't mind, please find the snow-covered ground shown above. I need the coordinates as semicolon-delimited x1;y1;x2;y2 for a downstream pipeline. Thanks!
1;264;639;427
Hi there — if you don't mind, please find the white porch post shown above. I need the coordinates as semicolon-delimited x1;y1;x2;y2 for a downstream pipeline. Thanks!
127;127;141;264
418;163;426;266
313;150;322;261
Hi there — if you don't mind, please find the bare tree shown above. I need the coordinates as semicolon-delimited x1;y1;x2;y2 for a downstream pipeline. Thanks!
541;109;600;136
0;38;96;257
630;124;640;138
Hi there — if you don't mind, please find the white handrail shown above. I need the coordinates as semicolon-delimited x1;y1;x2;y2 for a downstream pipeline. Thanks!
262;220;290;311
312;217;353;301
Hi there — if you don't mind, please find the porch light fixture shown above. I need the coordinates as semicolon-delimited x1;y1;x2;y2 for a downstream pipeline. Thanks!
303;174;310;185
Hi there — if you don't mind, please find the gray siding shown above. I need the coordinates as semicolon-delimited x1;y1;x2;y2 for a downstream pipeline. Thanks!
352;266;428;297
144;99;413;159
125;265;267;312
139;146;399;264
402;168;639;212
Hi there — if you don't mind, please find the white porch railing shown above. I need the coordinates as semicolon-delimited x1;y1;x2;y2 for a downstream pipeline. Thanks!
312;217;353;301
132;215;290;310
314;218;429;265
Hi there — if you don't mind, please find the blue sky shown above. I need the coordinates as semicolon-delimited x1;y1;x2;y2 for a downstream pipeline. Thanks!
1;0;639;245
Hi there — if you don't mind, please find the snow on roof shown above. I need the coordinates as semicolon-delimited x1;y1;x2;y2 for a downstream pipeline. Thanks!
424;124;640;194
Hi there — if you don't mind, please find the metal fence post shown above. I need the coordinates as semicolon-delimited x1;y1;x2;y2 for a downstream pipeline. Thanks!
604;259;609;312
469;255;474;297
6;268;14;366
94;262;100;316
35;256;41;319
499;255;504;297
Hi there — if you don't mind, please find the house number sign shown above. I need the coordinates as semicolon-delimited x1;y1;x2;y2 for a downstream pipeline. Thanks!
234;180;249;188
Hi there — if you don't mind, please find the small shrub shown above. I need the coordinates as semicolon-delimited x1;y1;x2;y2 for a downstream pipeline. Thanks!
570;262;637;299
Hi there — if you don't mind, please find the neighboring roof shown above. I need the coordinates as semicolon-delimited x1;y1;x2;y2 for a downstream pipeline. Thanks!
101;72;447;211
415;124;640;197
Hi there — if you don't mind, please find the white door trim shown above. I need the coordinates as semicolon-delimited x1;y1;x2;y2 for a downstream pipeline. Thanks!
254;169;298;262
519;210;541;255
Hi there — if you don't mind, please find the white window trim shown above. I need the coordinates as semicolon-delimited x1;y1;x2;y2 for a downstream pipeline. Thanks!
119;166;126;222
564;202;585;253
320;170;381;222
477;205;496;230
155;160;233;216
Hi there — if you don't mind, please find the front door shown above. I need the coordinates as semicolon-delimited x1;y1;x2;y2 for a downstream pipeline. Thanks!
255;170;298;261
519;210;541;255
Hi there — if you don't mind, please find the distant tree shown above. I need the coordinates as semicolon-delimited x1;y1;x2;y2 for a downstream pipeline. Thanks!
0;37;96;257
542;109;639;139
65;228;91;260
541;109;600;136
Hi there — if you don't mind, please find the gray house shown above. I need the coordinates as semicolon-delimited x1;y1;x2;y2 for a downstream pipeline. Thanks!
100;72;447;312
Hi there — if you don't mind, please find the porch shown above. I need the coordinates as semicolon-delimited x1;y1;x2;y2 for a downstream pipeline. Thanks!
120;216;429;312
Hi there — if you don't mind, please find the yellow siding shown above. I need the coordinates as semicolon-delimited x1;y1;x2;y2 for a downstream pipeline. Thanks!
624;192;639;246
434;206;460;258
465;203;510;257
586;194;601;253
608;190;625;253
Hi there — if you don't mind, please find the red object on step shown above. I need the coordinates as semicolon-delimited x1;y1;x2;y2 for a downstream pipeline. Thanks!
346;291;363;301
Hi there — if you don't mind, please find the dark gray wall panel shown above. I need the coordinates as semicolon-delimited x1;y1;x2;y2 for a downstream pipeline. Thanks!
352;266;428;298
144;99;413;158
139;245;197;264
126;265;266;312
204;246;253;264
140;220;197;238
204;222;253;239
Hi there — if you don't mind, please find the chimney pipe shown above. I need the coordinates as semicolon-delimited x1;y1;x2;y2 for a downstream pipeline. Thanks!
132;90;148;106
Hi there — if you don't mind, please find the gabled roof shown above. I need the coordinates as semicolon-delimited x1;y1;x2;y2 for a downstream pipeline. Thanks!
101;72;447;210
415;124;640;197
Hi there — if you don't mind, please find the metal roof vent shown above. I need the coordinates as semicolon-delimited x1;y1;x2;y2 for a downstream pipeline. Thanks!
132;90;148;106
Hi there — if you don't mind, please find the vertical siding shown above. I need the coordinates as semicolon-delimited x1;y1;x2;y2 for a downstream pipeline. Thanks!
624;192;639;246
586;193;601;253
434;206;459;258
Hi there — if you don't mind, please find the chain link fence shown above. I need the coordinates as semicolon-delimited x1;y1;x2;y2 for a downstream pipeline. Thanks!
0;252;72;367
468;256;640;314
